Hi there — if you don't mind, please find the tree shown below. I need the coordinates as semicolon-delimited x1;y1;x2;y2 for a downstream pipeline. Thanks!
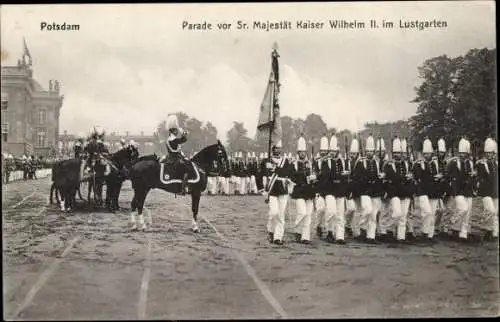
409;48;496;152
227;121;252;155
304;113;328;152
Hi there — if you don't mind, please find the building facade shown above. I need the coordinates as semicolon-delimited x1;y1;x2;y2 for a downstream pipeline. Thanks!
1;43;64;158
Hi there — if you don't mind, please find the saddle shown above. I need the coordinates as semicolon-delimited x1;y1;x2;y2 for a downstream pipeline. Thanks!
159;158;200;184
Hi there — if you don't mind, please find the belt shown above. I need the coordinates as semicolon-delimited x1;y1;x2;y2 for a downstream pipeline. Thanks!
332;180;341;183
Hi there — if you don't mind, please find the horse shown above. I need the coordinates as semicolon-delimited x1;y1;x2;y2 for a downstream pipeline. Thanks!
104;146;139;212
128;141;228;232
50;158;81;212
49;148;136;212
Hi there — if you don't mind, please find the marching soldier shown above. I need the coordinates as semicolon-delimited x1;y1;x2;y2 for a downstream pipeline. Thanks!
383;137;414;242
447;138;476;240
324;135;349;244
248;152;260;195
400;138;415;239
345;137;360;237
352;135;384;243
238;152;248;195
313;135;330;238
413;138;443;241
290;136;316;244
435;137;451;234
206;154;219;195
476;137;498;239
261;140;292;245
376;137;393;239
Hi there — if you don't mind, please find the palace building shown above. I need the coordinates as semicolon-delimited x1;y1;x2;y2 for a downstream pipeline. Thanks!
1;40;64;157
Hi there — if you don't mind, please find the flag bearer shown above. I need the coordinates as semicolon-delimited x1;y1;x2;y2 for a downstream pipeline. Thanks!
262;140;292;245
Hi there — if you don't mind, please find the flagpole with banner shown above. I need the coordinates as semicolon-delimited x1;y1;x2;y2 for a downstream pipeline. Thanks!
257;42;282;202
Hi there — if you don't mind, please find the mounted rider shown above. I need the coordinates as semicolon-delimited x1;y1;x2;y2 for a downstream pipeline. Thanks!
160;114;189;194
74;132;86;159
80;126;108;180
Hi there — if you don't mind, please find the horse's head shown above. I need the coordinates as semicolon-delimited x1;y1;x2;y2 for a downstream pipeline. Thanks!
111;146;138;170
191;140;229;171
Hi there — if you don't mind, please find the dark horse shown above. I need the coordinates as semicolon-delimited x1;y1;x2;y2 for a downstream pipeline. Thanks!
104;146;139;212
128;141;228;231
50;147;137;212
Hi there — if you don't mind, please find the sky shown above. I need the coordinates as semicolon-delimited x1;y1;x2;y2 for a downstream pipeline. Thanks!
1;2;495;141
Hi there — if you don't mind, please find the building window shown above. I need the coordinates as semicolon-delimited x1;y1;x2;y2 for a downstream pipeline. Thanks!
37;130;47;147
38;109;46;125
1;123;8;142
1;92;7;110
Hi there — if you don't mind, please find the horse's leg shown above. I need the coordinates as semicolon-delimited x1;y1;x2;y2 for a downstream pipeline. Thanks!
78;183;83;200
114;180;123;210
105;179;113;212
50;183;54;204
59;187;66;212
191;190;201;233
137;188;151;231
88;180;93;205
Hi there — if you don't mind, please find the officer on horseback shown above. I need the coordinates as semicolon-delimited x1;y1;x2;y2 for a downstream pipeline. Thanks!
74;132;85;159
161;114;189;194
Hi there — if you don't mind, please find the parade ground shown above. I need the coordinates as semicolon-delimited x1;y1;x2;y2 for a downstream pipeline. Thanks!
3;177;499;320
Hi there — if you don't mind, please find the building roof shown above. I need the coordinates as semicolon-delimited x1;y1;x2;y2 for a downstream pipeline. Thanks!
31;79;45;92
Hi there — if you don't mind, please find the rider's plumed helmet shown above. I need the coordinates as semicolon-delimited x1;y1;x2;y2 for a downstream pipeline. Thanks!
166;114;179;130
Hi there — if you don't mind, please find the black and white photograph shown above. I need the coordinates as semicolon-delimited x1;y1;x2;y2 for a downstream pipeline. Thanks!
1;2;498;319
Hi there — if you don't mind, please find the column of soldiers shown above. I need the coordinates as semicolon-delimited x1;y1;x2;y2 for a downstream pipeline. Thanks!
257;134;498;245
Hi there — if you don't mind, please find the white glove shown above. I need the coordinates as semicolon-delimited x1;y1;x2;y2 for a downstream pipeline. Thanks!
262;191;269;199
266;162;275;169
307;174;317;182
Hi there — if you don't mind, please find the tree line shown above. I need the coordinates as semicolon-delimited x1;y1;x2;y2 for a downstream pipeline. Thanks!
155;47;495;157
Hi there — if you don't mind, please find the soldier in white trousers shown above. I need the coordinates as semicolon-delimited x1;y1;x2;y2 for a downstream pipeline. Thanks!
290;136;316;244
324;135;350;244
412;138;442;241
447;138;476;240
313;135;330;238
352;135;384;243
476;138;498;239
262;140;292;245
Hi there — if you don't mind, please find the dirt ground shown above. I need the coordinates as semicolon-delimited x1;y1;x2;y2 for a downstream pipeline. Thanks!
2;177;499;320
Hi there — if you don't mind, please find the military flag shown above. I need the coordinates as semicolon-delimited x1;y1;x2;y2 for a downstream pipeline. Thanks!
257;42;282;150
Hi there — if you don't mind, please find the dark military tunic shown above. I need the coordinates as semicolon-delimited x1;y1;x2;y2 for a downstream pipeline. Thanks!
446;157;475;197
384;160;414;199
413;159;442;199
290;159;316;200
324;157;350;197
476;158;498;198
267;157;292;196
247;159;259;178
166;132;187;163
314;158;331;197
352;157;384;198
